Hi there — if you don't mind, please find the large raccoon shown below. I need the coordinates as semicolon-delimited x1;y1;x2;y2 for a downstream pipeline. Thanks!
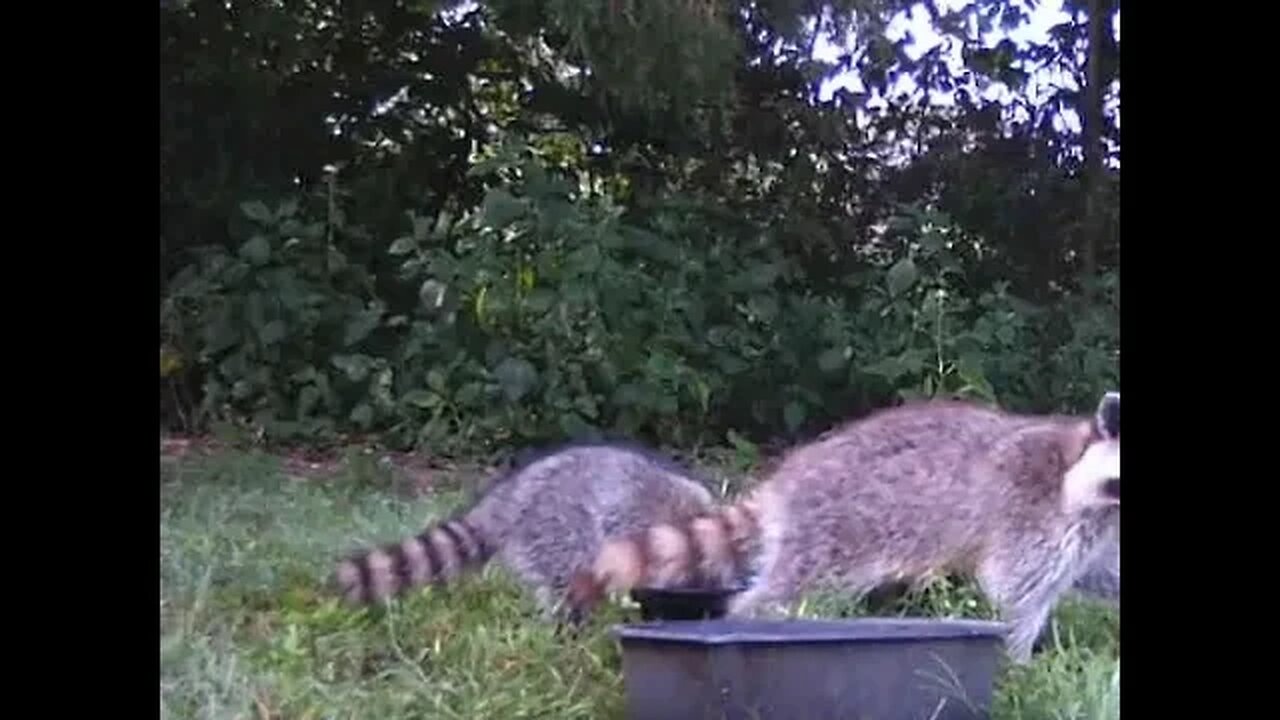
567;393;1120;663
1070;533;1120;606
331;441;718;615
730;481;1121;610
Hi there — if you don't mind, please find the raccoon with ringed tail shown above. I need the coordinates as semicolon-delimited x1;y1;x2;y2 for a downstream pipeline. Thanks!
562;485;769;624
331;441;719;616
566;392;1120;663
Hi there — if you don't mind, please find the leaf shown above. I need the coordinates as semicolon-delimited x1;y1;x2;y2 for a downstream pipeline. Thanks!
558;411;595;438
886;213;917;233
886;257;918;297
419;279;447;310
240;201;273;224
332;354;373;382
692;379;711;414
653;392;679;414
245;291;267;332
817;347;847;373
388;236;417;256
612;383;645;408
328;247;349;273
896;347;930;374
574;394;600;420
784;401;806;432
466;154;508;178
747;294;779;322
920;229;945;252
301;221;326;240
159;346;183;377
955;359;997;403
473;285;489;324
239;235;272;266
349;403;374;428
455;383;483;406
714;351;749;376
566;244;603;275
480;188;527;229
401;389;438;409
706;326;733;348
343;307;384;347
517;265;536;292
418;415;449;446
524;289;556;314
298;384;322;417
259;320;286;346
860;349;927;383
725;429;759;458
493;357;538;403
748;263;782;289
432;210;454;240
426;369;447;392
407;212;432;241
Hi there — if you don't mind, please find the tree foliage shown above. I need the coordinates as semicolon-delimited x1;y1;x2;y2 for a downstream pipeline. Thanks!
160;0;1120;454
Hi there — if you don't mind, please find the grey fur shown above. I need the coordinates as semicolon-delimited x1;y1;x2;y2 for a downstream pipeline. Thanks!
1070;533;1120;606
715;396;1120;664
332;442;717;615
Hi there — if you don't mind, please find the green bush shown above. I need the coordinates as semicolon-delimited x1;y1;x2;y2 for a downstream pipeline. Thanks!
161;140;1118;454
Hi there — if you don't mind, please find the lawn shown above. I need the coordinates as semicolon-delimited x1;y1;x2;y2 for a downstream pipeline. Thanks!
159;446;1120;720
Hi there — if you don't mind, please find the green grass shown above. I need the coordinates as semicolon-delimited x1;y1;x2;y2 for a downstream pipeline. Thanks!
160;449;1120;720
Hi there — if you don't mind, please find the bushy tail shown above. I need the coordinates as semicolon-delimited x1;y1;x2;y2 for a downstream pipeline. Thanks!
565;490;764;620
332;513;495;605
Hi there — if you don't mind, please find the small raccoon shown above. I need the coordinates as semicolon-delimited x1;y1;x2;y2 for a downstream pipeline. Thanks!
568;393;1120;663
331;441;717;615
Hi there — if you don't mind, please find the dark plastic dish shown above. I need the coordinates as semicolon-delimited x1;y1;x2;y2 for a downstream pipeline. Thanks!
613;617;1009;720
629;586;744;621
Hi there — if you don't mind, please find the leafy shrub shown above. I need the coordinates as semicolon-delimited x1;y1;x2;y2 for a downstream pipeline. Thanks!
162;141;1119;454
161;197;392;443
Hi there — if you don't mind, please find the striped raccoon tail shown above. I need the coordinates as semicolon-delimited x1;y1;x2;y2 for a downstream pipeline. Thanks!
564;492;763;622
331;513;494;605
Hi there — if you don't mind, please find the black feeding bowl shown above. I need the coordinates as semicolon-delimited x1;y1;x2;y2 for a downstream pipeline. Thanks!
612;617;1010;720
629;585;745;621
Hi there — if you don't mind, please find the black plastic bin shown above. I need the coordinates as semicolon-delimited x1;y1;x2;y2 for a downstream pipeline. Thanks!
613;617;1009;720
630;587;741;621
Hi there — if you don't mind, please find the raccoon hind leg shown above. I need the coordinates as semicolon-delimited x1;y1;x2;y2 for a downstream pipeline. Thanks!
725;536;790;617
500;553;572;620
724;580;788;618
726;541;886;620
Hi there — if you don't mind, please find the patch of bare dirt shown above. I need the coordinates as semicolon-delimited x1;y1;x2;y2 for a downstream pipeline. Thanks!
160;433;497;494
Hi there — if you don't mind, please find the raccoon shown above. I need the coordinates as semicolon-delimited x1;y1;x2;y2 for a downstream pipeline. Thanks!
562;484;769;621
567;393;1120;663
1070;532;1120;607
331;441;718;616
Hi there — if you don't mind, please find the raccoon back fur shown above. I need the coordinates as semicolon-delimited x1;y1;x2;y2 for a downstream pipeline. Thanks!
332;441;717;615
568;393;1120;663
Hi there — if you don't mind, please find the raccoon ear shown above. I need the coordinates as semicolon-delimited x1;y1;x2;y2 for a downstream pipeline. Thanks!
1094;392;1119;440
